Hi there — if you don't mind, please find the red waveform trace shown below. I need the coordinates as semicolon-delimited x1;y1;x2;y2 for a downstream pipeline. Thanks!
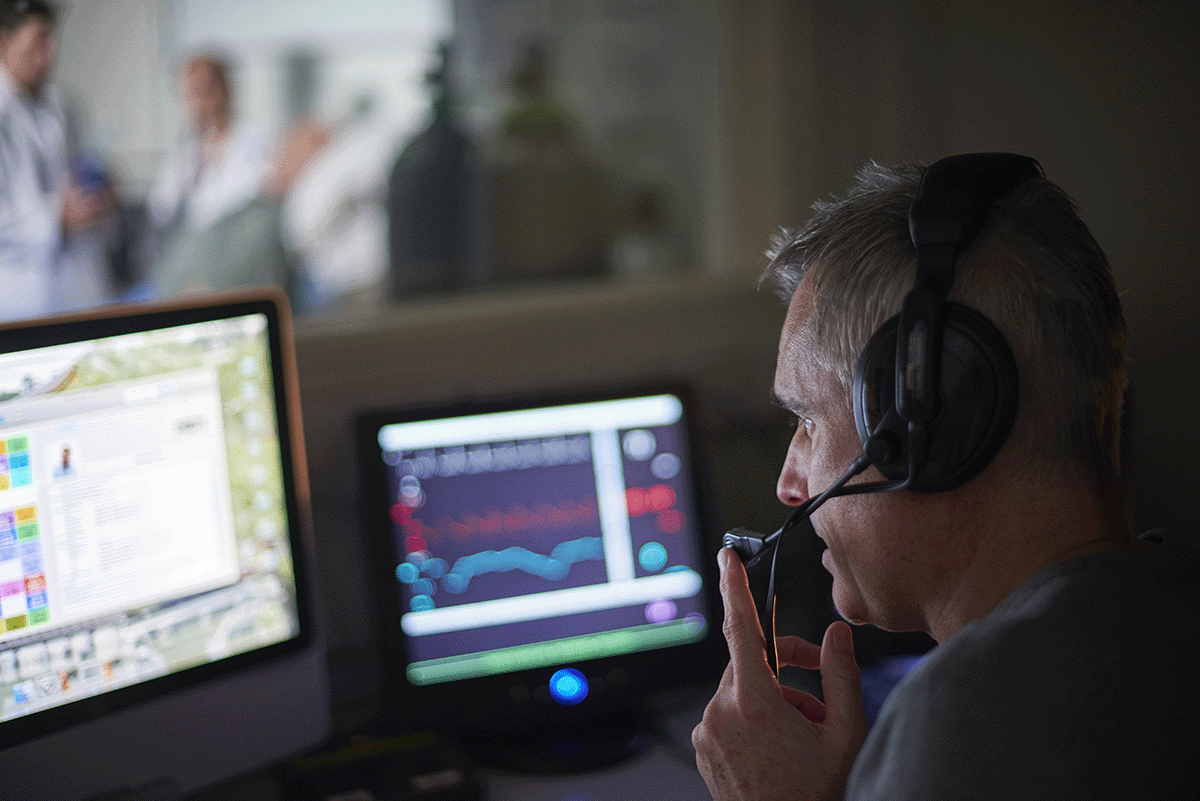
399;497;599;542
628;484;687;535
393;484;688;544
626;484;677;516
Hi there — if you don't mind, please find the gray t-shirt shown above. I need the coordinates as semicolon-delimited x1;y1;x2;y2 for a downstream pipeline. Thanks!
848;531;1200;800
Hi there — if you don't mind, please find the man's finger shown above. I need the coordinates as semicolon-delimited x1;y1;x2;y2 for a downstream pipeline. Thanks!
776;635;822;670
819;621;867;732
717;547;774;678
779;684;827;723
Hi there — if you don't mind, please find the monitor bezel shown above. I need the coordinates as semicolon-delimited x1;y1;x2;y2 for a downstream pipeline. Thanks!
355;382;725;736
0;291;318;751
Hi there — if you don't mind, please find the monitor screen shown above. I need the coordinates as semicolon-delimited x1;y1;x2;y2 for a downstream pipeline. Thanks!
357;387;722;759
0;293;329;799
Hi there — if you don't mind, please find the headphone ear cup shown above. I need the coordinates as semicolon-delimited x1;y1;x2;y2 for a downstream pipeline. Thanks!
854;304;1019;492
854;317;909;481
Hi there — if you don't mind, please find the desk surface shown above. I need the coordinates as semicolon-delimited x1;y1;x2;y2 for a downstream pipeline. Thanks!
188;684;716;801
187;743;709;801
485;743;709;800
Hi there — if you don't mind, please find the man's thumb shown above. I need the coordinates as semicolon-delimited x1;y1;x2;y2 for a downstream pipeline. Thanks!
820;620;867;732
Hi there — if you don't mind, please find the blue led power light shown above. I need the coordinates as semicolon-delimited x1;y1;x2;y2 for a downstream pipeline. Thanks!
548;668;588;706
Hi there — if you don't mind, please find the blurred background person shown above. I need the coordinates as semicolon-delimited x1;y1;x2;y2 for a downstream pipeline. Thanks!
146;51;283;297
0;0;114;322
282;90;405;311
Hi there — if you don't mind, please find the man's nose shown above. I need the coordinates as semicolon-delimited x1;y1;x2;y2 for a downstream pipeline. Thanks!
776;435;810;507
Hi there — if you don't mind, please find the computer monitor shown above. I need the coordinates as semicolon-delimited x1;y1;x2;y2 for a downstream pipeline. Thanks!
356;386;723;769
0;291;330;800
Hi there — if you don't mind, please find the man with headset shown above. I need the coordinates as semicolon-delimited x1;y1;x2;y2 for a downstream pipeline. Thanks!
692;154;1200;799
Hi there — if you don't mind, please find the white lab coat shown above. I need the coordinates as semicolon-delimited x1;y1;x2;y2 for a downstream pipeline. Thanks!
0;69;110;322
148;123;271;235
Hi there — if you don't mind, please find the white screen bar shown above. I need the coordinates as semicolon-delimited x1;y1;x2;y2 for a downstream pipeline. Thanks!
400;570;701;637
378;394;683;452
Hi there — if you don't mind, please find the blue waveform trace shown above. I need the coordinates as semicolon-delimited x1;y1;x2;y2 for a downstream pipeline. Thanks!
442;537;604;594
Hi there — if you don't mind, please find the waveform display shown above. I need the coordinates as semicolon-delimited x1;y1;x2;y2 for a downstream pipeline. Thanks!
392;484;683;544
392;499;598;541
441;536;604;594
377;401;715;677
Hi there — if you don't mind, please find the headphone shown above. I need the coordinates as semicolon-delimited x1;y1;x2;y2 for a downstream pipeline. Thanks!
852;152;1041;492
725;152;1045;673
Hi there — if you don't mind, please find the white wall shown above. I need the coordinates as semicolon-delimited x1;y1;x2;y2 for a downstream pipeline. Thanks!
54;0;166;190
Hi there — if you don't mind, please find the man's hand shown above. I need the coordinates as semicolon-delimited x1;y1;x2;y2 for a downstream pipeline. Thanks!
692;548;867;801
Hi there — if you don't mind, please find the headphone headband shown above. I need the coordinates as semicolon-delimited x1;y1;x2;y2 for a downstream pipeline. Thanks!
909;153;1044;297
896;153;1042;426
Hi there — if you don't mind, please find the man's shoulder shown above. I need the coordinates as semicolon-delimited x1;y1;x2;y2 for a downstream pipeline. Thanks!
887;615;1048;716
887;537;1200;711
852;543;1200;800
882;532;1200;731
989;530;1200;635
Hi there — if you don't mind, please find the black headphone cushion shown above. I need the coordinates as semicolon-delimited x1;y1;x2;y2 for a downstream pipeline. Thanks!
853;303;1019;493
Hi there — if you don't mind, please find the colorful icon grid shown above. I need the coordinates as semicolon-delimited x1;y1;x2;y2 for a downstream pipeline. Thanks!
0;436;33;491
0;504;48;632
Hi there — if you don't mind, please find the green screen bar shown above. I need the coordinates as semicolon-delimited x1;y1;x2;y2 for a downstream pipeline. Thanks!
407;617;707;685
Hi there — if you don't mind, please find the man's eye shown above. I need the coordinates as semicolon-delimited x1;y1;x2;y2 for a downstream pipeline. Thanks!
787;415;815;434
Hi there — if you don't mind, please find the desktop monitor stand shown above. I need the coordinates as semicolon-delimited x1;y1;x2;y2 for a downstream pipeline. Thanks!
463;705;656;774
